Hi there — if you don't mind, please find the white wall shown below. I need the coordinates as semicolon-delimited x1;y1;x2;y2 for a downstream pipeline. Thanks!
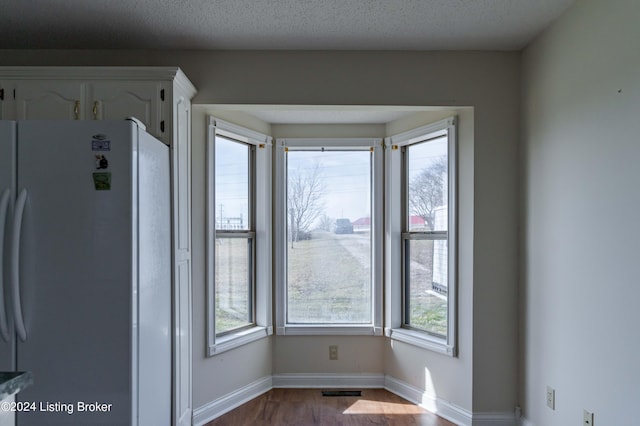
0;50;520;416
384;107;475;413
521;0;640;424
191;107;274;406
273;336;385;375
179;48;521;415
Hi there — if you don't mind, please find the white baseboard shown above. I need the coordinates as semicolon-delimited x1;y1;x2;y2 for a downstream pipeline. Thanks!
472;411;518;425
272;373;385;388
384;375;472;425
193;373;517;426
383;375;517;426
192;376;272;426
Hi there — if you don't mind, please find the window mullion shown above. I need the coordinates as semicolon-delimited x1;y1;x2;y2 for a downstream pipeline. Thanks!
207;117;272;356
392;117;457;355
215;231;256;238
402;231;447;240
277;138;382;334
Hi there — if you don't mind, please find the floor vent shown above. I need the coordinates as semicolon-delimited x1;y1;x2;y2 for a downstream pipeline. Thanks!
322;390;362;397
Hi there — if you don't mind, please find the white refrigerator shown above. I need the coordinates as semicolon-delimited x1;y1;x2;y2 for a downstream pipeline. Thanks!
0;120;171;426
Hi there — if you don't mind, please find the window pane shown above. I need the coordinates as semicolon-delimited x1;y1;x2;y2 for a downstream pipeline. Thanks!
406;239;448;336
286;150;371;324
215;136;249;230
215;238;252;334
407;136;448;232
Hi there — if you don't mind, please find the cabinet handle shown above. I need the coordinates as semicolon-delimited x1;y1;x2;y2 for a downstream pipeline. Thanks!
11;189;28;342
93;101;98;119
74;100;80;120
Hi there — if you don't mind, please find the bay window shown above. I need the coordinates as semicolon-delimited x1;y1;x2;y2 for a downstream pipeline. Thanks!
275;138;383;335
207;117;272;355
385;117;457;356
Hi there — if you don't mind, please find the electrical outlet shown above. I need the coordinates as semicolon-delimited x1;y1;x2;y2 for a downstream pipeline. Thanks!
329;345;338;360
546;386;555;410
583;409;594;426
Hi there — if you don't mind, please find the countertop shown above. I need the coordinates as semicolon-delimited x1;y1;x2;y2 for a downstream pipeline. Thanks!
0;372;33;401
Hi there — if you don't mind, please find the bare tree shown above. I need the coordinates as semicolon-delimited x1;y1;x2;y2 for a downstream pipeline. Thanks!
409;156;447;230
318;214;334;232
288;162;325;246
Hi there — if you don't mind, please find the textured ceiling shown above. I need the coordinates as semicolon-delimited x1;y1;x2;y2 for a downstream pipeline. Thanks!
1;0;574;51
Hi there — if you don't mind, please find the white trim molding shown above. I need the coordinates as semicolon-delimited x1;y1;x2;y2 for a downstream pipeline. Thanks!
0;67;197;96
383;375;517;426
275;325;382;336
384;116;458;357
388;327;455;356
274;137;384;336
472;412;518;425
206;117;273;357
208;326;271;356
193;373;517;426
384;375;471;426
192;376;272;426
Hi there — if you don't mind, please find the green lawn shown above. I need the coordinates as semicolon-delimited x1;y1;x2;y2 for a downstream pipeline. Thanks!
214;231;447;335
215;238;251;333
407;239;448;336
287;232;371;323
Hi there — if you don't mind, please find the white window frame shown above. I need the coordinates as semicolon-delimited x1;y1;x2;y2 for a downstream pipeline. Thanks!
384;117;457;356
206;117;272;356
275;138;384;336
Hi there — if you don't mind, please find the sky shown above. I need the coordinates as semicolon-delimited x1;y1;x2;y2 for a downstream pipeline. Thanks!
214;134;448;230
287;150;371;225
407;135;447;182
215;136;250;229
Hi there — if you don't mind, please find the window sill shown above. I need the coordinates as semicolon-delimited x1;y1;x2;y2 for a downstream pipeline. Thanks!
208;326;272;357
276;325;383;336
387;327;456;357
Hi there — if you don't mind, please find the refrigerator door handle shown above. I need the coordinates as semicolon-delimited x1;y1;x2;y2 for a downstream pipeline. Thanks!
0;189;11;342
11;189;28;342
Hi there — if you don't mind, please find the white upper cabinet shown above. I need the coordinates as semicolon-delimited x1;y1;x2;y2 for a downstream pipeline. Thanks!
14;80;84;120
0;67;195;145
88;81;163;137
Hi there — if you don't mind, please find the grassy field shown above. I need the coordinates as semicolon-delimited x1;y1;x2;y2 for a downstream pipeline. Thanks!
214;231;447;335
407;239;448;336
215;238;251;333
287;231;371;323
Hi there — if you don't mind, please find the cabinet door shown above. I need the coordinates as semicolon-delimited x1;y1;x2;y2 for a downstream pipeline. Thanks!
0;82;14;119
89;81;163;140
14;81;84;120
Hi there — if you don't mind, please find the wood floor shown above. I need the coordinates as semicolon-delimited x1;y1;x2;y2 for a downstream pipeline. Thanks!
205;388;455;425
